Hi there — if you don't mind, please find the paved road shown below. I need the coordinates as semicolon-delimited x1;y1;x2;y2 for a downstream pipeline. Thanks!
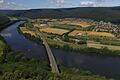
35;30;60;75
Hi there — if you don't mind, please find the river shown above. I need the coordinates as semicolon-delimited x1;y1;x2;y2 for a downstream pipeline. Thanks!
0;21;120;80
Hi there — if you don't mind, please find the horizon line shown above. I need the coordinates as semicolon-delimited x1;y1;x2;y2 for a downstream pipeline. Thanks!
0;6;120;10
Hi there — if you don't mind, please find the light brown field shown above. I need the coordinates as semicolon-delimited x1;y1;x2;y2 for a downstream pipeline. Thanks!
39;28;69;35
8;17;18;20
68;30;116;38
58;21;91;27
20;27;36;36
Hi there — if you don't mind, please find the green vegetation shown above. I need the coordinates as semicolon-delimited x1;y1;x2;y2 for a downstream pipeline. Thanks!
0;41;5;55
0;36;9;57
49;22;81;30
0;14;10;27
99;40;120;46
0;14;10;30
0;52;51;80
48;38;120;56
61;68;108;80
47;38;86;50
87;43;120;51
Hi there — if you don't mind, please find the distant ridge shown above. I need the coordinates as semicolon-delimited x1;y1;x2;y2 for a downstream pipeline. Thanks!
0;7;120;23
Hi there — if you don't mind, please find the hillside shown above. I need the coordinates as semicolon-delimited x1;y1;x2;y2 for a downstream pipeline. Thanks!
0;7;120;23
0;14;10;27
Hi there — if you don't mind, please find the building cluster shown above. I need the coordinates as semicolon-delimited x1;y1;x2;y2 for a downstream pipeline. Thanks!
93;21;120;38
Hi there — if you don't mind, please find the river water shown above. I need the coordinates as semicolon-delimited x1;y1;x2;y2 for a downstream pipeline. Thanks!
0;21;120;80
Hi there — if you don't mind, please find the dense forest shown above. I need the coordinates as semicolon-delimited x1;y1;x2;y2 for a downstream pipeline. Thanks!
1;7;120;23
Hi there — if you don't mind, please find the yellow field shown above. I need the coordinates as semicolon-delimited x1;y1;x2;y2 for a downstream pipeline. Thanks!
58;21;91;27
8;17;18;20
20;27;36;36
68;30;116;38
39;28;69;35
87;43;120;51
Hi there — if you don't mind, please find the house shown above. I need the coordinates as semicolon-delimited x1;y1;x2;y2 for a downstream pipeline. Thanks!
40;24;48;26
77;33;82;36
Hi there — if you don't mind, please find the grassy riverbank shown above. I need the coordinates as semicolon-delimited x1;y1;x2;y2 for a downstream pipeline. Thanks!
0;37;6;56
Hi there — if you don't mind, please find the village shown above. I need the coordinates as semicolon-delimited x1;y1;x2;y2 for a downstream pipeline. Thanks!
93;21;120;38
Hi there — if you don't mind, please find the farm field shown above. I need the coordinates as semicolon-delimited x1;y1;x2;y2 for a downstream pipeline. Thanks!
100;40;120;46
39;27;69;35
68;30;116;38
48;22;81;30
58;21;91;27
20;27;36;36
87;43;120;51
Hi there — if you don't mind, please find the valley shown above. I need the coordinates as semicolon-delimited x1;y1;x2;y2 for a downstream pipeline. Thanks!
0;5;120;80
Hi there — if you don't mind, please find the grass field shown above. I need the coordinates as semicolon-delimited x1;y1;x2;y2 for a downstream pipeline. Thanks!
87;43;120;51
48;22;81;30
47;38;86;50
68;30;116;38
100;40;120;46
58;21;91;27
39;27;69;35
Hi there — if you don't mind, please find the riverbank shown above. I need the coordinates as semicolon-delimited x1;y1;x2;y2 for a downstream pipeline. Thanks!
0;20;19;32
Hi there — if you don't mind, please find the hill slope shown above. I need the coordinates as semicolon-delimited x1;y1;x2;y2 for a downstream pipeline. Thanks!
0;7;120;23
0;14;10;27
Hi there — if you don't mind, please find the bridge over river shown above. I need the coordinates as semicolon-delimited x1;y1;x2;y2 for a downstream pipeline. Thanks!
35;30;60;75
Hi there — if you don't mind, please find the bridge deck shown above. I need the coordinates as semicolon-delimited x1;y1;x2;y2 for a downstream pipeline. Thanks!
36;31;60;75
